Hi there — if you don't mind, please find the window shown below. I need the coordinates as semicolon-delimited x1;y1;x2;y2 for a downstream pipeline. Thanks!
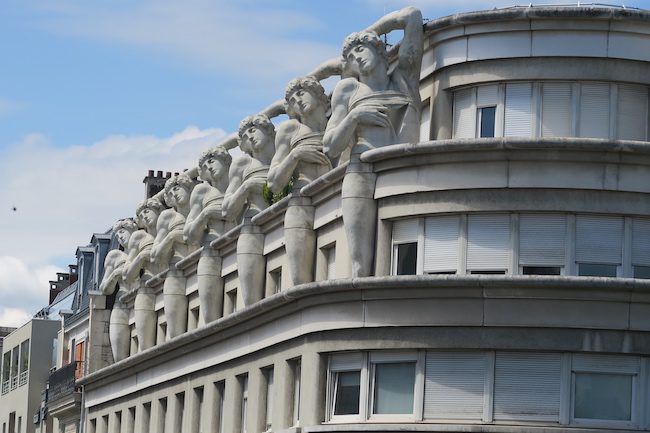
466;214;510;274
215;381;225;433
188;307;200;331
157;398;167;433
74;341;85;380
269;268;282;294
328;352;419;422
263;367;274;431
478;106;496;137
173;392;184;433
632;218;650;279
239;375;248;433
571;354;638;424
576;215;623;277
392;219;420;275
190;387;203;433
579;83;610;138
290;358;301;426
226;289;238;315
519;214;566;275
541;83;572;137
141;403;151;432
326;246;337;279
126;407;136;433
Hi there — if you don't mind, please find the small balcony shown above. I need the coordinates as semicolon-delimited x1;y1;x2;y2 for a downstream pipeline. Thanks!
48;362;81;403
19;370;28;386
1;380;8;395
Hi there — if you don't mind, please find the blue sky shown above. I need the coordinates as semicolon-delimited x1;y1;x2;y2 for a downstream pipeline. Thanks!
1;0;649;326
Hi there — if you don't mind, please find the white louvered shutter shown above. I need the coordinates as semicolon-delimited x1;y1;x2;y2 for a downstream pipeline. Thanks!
467;214;510;271
493;352;561;422
579;83;610;139
424;216;460;273
420;102;431;142
572;354;639;374
477;85;498;107
504;83;532;137
424;351;486;420
632;218;650;266
576;215;623;264
330;352;363;371
519;214;566;266
541;83;572;137
617;84;648;141
453;88;475;138
393;219;419;244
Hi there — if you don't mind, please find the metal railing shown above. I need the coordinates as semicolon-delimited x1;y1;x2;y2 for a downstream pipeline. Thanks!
47;362;80;402
1;380;8;395
19;370;28;386
10;375;18;390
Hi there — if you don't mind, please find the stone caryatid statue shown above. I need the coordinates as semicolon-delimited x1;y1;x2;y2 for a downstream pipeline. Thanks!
267;67;341;286
124;197;166;352
151;173;197;340
183;146;232;324
222;114;277;306
323;6;423;277
100;218;138;362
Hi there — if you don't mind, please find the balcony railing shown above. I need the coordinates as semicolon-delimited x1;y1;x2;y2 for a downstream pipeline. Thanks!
10;375;18;390
19;370;28;386
48;362;80;402
1;380;8;395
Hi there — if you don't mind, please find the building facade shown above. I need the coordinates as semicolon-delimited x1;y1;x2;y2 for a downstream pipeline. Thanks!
79;5;650;433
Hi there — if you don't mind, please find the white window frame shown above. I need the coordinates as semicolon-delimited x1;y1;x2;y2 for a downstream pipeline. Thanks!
327;352;367;423
391;219;423;276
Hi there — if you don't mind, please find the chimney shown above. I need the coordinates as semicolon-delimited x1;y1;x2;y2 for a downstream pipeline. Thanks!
142;169;170;199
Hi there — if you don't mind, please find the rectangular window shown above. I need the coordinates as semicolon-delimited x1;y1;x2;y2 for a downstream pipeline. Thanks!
326;246;337;280
173;393;184;433
157;398;167;433
239;375;248;433
392;219;419;275
504;83;532;137
453;88;475;139
519;214;566;272
420;101;431;142
225;289;238;315
424;216;459;274
141;402;151;432
396;243;417;275
215;381;225;433
522;266;561;275
190;387;203;433
617;84;648;141
632;218;650;277
576;215;623;276
270;268;282;293
290;358;301;426
126;407;136;433
329;353;363;420
478;106;496;137
579;83;610;138
634;265;650;279
263;367;274;431
466;214;510;273
188;307;199;331
371;362;416;415
541;82;572;137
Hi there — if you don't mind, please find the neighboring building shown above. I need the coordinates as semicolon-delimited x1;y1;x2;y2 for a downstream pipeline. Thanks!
0;327;16;362
73;5;650;433
0;320;59;433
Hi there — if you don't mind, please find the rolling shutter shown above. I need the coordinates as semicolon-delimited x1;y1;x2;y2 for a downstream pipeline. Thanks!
576;215;623;264
541;83;572;137
617;84;648;141
493;352;561;422
477;85;498;107
572;354;639;374
424;351;486;420
330;353;363;371
467;214;510;271
579;83;610;139
424;216;460;273
519;214;566;266
453;88;475;138
393;219;419;244
632;218;650;266
504;83;532;137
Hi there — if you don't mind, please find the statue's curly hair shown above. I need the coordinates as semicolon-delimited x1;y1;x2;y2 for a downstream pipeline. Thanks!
342;30;388;63
284;76;330;119
163;172;194;195
237;114;276;155
198;145;232;172
136;197;165;217
112;218;138;233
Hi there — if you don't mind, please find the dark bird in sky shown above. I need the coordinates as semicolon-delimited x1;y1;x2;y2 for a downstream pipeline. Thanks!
12;206;16;212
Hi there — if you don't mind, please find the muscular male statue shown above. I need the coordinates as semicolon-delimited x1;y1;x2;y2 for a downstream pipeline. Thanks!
151;173;197;339
267;76;333;286
323;7;423;277
223;114;276;306
184;146;232;323
100;218;138;362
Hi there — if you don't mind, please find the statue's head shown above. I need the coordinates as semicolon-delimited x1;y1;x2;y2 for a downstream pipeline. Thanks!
136;197;165;231
238;114;276;156
342;30;388;75
112;218;138;248
284;76;330;120
198;145;232;184
163;173;194;209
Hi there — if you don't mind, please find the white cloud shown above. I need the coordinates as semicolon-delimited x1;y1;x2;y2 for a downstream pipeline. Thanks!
28;0;339;85
0;125;228;265
0;256;63;327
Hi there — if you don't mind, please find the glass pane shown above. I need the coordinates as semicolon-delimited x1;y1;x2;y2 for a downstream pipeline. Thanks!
578;263;617;277
334;371;360;415
634;266;650;279
479;106;496;137
523;266;561;275
574;373;632;421
397;243;417;275
373;362;416;414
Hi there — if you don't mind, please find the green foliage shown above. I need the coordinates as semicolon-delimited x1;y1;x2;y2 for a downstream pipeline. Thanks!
263;176;295;205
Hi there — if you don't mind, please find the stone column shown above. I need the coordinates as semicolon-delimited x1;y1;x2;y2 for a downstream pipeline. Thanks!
197;246;224;323
299;350;326;428
162;265;188;340
134;278;157;351
237;217;265;306
284;195;316;286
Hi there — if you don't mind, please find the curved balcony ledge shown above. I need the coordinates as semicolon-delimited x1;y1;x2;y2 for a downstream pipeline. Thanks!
79;274;650;390
361;137;650;165
307;422;641;433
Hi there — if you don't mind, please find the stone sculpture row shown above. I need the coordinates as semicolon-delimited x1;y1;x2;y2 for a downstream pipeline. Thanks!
99;6;423;363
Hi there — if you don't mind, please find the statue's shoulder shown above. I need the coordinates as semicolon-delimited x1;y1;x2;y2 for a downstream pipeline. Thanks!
333;77;360;96
105;248;126;263
276;119;301;138
158;208;176;224
129;230;149;246
231;153;252;173
190;182;212;200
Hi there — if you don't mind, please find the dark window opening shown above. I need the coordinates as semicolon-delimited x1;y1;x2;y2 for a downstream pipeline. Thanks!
522;266;561;275
578;263;617;277
470;270;507;275
396;243;417;275
634;266;650;279
479;106;496;138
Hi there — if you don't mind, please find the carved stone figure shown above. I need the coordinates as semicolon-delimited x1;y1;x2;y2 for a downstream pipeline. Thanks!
99;218;138;362
126;197;166;352
267;76;333;286
323;6;423;277
223;114;276;306
184;146;232;324
151;173;197;340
